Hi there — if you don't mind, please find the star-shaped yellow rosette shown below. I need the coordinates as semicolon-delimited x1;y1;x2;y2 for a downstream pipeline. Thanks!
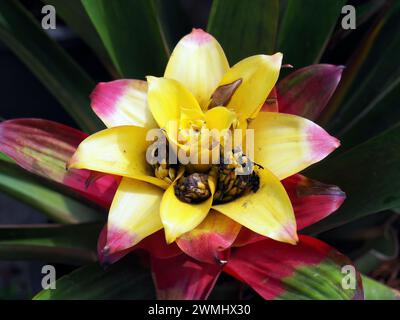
68;29;339;260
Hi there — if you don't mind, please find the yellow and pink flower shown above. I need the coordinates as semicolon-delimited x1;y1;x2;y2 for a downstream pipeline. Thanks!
0;29;363;299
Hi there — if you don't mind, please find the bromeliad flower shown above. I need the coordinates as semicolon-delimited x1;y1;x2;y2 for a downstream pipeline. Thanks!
0;28;363;300
66;28;339;262
62;29;339;255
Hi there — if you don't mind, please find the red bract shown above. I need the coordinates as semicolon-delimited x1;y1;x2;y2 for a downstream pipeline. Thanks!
277;64;344;121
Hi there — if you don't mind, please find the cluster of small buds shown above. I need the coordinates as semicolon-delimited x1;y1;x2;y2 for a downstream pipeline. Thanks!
174;172;212;204
154;160;177;184
172;148;260;204
152;141;177;184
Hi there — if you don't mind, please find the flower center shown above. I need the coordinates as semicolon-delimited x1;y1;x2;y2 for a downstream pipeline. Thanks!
151;77;260;204
152;143;260;204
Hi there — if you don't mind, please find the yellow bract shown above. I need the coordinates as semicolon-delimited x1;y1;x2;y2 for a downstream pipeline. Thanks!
213;168;298;244
146;76;202;130
160;171;217;243
106;178;164;253
205;106;237;131
218;53;282;122
92;80;157;129
164;29;229;110
251;112;339;180
68;125;169;189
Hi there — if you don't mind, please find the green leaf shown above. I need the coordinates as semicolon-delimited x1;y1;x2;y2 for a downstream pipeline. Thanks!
0;160;105;224
318;211;396;267
321;2;400;135
0;223;102;264
277;262;357;300
207;0;279;64
362;276;400;300
320;211;394;242
153;0;191;50
339;81;400;152
329;0;387;44
0;0;103;133
277;0;346;68
82;0;169;78
304;123;400;234
0;152;14;164
353;0;387;28
355;226;398;274
33;255;155;299
42;0;115;75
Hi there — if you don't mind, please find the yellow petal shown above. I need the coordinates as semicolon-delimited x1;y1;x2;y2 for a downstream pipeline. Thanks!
160;171;216;243
251;112;340;180
68;125;169;189
213;168;298;244
146;76;203;130
105;177;163;254
205;106;237;131
218;53;282;121
91;79;157;129
165;28;229;110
